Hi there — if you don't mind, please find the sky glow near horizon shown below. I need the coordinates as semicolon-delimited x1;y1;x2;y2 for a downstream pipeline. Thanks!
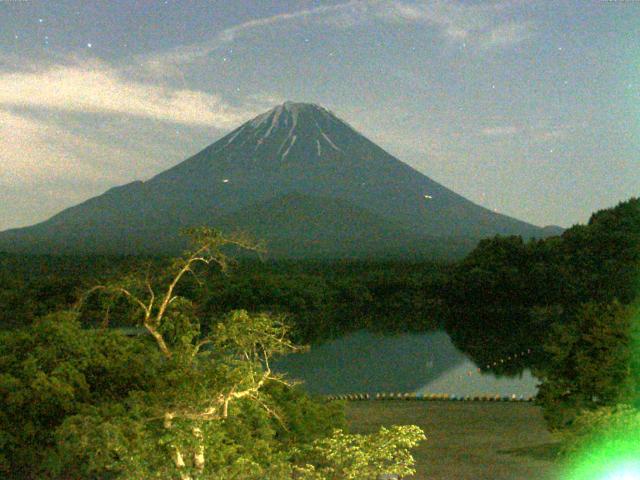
0;0;638;231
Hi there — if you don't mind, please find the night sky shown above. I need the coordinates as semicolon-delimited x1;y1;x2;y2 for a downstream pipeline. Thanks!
1;0;638;231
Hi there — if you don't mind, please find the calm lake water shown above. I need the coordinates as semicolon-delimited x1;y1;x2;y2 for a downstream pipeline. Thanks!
274;330;538;397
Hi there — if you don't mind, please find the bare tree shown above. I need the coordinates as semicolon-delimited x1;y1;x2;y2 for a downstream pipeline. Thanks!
77;228;302;479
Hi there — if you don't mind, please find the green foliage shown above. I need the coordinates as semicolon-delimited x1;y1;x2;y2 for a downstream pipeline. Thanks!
443;198;640;382
0;311;162;477
441;235;568;373
265;383;346;447
0;309;335;479
1;228;426;479
0;252;449;345
293;425;426;480
49;397;290;479
559;404;640;459
534;301;638;430
211;309;297;359
158;297;201;351
560;199;640;304
200;261;447;344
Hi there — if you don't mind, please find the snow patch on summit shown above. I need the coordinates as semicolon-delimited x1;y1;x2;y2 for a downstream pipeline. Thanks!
227;102;345;157
282;135;297;159
321;132;341;152
264;107;284;138
285;104;300;131
225;124;247;145
249;110;271;129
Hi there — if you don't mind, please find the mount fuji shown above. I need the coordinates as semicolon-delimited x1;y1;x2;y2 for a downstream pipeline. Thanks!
0;102;561;258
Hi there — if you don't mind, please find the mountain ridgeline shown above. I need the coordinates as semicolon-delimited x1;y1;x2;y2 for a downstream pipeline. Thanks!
0;102;561;258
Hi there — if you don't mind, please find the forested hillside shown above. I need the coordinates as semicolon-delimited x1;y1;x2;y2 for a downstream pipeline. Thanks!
2;198;637;364
443;197;640;374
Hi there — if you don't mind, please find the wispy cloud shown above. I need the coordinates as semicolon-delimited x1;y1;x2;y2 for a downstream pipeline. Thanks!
481;123;572;141
375;1;535;48
531;126;570;142
0;110;130;186
141;0;536;72
482;125;520;137
0;62;264;127
0;52;283;197
478;21;535;49
380;1;486;38
0;109;147;229
140;1;364;70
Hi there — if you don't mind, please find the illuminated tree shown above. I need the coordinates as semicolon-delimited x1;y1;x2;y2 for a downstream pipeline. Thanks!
1;228;426;479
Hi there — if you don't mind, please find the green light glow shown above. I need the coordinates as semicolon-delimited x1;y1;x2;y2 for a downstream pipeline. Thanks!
564;440;640;480
600;461;640;480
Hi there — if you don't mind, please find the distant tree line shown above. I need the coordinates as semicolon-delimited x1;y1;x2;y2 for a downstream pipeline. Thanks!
0;254;450;341
442;198;640;429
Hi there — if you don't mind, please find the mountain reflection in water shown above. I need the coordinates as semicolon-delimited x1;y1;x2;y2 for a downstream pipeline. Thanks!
274;330;538;397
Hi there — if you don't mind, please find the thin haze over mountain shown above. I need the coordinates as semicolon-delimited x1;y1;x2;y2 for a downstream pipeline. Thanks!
0;102;561;258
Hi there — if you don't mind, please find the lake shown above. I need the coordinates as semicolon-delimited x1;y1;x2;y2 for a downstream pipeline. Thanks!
274;330;538;397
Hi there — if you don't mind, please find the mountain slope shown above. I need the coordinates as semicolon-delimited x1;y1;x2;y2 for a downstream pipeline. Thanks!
215;192;477;260
0;101;558;257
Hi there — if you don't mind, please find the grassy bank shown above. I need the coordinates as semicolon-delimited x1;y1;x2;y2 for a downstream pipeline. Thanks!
345;401;559;480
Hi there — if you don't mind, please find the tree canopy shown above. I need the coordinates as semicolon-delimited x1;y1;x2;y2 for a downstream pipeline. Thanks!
0;227;426;479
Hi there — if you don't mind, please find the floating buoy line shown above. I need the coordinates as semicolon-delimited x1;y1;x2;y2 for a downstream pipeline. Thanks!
324;347;542;402
325;393;535;402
